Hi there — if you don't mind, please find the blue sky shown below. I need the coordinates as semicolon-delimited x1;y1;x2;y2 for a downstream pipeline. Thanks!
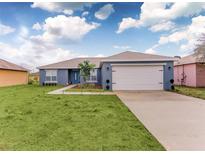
0;2;205;70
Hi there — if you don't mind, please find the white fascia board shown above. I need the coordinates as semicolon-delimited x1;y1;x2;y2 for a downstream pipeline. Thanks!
38;67;100;69
101;58;175;62
111;63;166;66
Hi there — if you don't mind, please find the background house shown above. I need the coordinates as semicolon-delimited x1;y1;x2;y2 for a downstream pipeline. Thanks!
29;72;40;83
174;54;205;87
38;51;175;91
0;59;28;87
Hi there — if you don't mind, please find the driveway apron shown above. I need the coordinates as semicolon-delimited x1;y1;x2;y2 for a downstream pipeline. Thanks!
116;91;205;150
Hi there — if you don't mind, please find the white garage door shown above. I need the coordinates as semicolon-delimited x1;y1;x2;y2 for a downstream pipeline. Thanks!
112;65;163;90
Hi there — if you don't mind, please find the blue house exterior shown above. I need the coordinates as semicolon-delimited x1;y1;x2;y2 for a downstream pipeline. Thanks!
38;51;175;91
100;61;173;90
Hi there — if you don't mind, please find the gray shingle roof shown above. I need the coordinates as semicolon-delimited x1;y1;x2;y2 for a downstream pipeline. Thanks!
38;51;175;69
38;57;105;69
103;51;174;61
174;54;205;66
0;59;28;72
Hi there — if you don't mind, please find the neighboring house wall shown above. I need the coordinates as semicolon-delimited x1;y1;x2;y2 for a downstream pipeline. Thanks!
174;64;197;87
29;75;39;82
196;63;205;87
101;61;174;90
0;69;28;87
174;65;182;86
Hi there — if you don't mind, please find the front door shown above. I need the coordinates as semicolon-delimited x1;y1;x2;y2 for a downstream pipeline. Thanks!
71;70;80;84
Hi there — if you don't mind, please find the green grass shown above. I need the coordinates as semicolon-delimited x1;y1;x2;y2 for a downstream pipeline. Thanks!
0;85;164;150
174;85;205;100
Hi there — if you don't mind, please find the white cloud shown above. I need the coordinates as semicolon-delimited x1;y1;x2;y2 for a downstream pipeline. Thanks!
158;31;187;44
144;48;157;54
95;4;114;20
95;54;105;57
117;2;205;33
117;17;140;33
149;21;175;32
36;15;100;42
31;2;92;15
180;39;196;51
82;11;89;17
0;23;15;35
0;38;86;71
0;42;19;58
113;45;131;50
63;9;73;15
0;14;100;71
17;26;29;42
156;15;205;52
31;2;59;12
32;22;42;30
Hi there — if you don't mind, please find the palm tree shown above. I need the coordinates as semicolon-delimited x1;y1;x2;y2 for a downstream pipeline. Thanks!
78;60;96;83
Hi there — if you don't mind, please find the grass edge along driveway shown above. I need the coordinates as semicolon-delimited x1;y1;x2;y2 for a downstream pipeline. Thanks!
0;85;164;150
174;85;205;100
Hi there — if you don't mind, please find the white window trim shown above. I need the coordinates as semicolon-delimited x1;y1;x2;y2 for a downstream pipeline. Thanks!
111;63;166;66
86;69;97;82
45;70;57;83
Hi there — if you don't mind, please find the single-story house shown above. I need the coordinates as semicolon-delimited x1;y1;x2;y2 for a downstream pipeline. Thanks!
38;51;175;90
174;54;205;87
29;72;40;82
0;59;29;87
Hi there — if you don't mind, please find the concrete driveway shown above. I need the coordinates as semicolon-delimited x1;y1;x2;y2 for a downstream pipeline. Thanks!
116;91;205;150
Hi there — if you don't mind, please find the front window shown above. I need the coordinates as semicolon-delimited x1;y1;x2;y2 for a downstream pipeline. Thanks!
45;70;57;82
87;69;97;82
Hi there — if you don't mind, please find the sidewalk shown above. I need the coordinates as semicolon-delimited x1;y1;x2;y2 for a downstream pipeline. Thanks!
47;85;76;94
48;85;115;95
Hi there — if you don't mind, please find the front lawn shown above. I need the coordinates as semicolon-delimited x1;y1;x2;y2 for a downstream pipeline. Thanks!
174;85;205;100
0;85;164;150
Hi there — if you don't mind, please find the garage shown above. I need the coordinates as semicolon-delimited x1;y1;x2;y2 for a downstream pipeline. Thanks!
112;64;164;90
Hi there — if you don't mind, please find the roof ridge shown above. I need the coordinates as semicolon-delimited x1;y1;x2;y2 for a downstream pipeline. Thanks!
107;50;174;59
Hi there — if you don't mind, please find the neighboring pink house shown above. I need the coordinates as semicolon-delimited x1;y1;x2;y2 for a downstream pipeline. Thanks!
174;54;205;87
